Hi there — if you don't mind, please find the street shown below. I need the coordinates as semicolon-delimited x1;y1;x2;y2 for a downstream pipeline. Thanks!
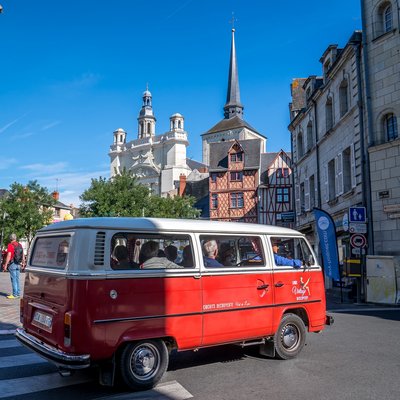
0;307;399;400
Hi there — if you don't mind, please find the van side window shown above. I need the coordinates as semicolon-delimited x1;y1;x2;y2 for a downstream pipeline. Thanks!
200;235;264;268
270;237;315;268
110;233;193;270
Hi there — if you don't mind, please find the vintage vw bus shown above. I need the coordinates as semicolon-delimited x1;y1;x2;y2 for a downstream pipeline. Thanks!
16;218;333;391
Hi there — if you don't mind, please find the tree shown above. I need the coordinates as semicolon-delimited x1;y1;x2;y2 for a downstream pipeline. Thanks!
0;181;55;248
79;171;200;219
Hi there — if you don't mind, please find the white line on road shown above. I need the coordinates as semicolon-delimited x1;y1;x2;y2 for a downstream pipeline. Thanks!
0;338;21;349
0;372;91;398
94;380;193;400
0;352;48;368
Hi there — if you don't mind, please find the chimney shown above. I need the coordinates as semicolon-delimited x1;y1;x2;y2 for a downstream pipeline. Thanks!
179;174;187;197
52;191;59;201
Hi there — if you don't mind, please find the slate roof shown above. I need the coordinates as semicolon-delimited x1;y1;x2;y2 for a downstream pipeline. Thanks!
202;115;264;137
209;139;262;172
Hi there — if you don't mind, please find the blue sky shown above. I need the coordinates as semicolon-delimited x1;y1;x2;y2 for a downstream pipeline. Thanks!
0;0;361;206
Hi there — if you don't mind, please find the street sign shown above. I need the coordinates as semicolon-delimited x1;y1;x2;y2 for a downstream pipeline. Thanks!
281;212;295;222
350;233;367;248
349;207;366;223
349;223;367;234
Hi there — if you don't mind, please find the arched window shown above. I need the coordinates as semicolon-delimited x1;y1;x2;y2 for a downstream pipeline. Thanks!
147;122;151;134
325;97;333;132
339;79;348;117
178;120;181;129
384;4;393;32
297;131;304;159
306;121;313;151
384;113;398;141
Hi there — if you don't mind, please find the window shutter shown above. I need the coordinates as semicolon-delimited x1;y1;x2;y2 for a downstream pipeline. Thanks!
295;184;301;216
305;178;310;211
337;152;343;195
351;143;356;188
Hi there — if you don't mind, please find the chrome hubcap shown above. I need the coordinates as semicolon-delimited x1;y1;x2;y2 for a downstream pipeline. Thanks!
130;344;159;380
281;324;299;349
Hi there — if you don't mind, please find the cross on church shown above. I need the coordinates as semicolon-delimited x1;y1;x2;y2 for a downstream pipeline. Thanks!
229;12;237;30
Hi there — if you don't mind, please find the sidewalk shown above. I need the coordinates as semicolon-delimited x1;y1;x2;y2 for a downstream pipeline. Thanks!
0;270;24;334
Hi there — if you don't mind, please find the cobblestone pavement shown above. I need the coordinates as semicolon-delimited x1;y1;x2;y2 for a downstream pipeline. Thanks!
0;270;24;334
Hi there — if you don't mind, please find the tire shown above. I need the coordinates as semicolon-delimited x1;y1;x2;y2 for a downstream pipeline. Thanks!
119;339;169;391
274;313;306;360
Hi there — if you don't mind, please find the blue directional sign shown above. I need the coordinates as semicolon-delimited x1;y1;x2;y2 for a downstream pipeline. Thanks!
349;207;366;223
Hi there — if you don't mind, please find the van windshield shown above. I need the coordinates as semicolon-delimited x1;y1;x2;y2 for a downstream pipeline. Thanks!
31;236;71;269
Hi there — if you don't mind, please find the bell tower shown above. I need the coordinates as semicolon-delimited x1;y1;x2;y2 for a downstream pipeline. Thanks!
137;85;156;138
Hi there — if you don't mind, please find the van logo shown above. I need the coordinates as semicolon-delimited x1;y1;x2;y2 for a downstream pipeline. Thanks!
291;277;311;301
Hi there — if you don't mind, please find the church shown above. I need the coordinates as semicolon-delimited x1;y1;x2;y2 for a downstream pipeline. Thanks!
109;88;193;197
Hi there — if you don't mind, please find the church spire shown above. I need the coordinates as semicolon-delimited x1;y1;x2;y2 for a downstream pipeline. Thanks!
224;28;244;119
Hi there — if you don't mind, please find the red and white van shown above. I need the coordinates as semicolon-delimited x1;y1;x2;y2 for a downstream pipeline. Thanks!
16;217;333;391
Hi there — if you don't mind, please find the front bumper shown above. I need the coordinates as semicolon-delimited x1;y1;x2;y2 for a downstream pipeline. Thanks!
15;328;90;370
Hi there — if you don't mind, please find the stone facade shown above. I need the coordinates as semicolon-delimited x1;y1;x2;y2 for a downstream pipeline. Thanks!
362;0;400;256
109;89;192;196
289;32;364;257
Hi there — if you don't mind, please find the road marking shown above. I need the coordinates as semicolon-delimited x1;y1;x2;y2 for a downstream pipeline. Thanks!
0;372;91;398
0;352;48;368
95;380;193;400
0;338;22;349
329;307;400;312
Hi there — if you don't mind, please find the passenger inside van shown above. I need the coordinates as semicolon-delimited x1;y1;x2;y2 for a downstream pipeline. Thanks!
217;242;235;266
179;245;193;267
113;245;138;269
139;241;181;269
202;240;223;268
271;239;302;268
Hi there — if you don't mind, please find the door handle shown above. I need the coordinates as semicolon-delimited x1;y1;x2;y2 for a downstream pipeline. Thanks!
257;284;269;290
275;282;284;288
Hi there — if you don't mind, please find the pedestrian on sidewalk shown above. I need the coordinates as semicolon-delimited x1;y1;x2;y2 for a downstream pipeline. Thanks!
2;233;23;299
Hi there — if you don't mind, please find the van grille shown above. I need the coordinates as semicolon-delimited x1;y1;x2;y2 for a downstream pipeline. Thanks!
94;232;106;265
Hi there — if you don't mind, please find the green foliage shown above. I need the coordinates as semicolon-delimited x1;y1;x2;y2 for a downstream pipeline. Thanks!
79;171;200;219
0;181;55;248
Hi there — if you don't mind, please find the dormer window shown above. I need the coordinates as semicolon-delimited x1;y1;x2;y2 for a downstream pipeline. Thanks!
230;152;243;162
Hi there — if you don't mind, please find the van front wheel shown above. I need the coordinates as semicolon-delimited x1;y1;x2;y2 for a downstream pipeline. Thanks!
274;313;306;360
119;339;169;391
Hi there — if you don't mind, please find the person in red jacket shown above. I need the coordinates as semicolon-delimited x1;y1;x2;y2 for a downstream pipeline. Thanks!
3;233;23;299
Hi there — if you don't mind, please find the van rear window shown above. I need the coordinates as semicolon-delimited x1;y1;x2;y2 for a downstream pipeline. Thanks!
31;236;70;269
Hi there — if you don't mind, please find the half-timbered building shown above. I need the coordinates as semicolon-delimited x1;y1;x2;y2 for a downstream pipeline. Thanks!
258;150;293;227
209;139;261;223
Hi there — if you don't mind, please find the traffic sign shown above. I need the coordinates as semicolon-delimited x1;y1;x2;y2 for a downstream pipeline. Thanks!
349;207;366;223
350;234;367;248
349;223;367;234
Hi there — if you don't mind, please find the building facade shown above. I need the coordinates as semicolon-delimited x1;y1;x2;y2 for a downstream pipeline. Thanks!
258;150;294;228
362;0;400;256
209;139;260;223
109;89;192;197
289;0;400;301
289;31;364;262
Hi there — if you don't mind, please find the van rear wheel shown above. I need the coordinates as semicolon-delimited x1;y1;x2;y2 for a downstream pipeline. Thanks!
119;339;169;391
274;313;306;360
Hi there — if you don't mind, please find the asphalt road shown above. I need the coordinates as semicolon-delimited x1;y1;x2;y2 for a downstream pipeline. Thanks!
1;308;399;400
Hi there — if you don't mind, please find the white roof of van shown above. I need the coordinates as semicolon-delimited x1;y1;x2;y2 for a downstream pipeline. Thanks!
39;217;302;236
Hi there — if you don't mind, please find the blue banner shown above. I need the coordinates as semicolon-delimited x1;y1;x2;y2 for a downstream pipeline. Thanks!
313;208;340;281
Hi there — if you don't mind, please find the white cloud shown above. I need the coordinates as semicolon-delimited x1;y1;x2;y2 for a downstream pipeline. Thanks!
40;121;61;131
0;158;17;170
20;162;69;174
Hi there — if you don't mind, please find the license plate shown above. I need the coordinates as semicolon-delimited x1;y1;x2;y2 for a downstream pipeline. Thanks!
33;311;53;329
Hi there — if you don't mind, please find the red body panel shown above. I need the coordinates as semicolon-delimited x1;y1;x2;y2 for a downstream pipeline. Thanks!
21;268;327;362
